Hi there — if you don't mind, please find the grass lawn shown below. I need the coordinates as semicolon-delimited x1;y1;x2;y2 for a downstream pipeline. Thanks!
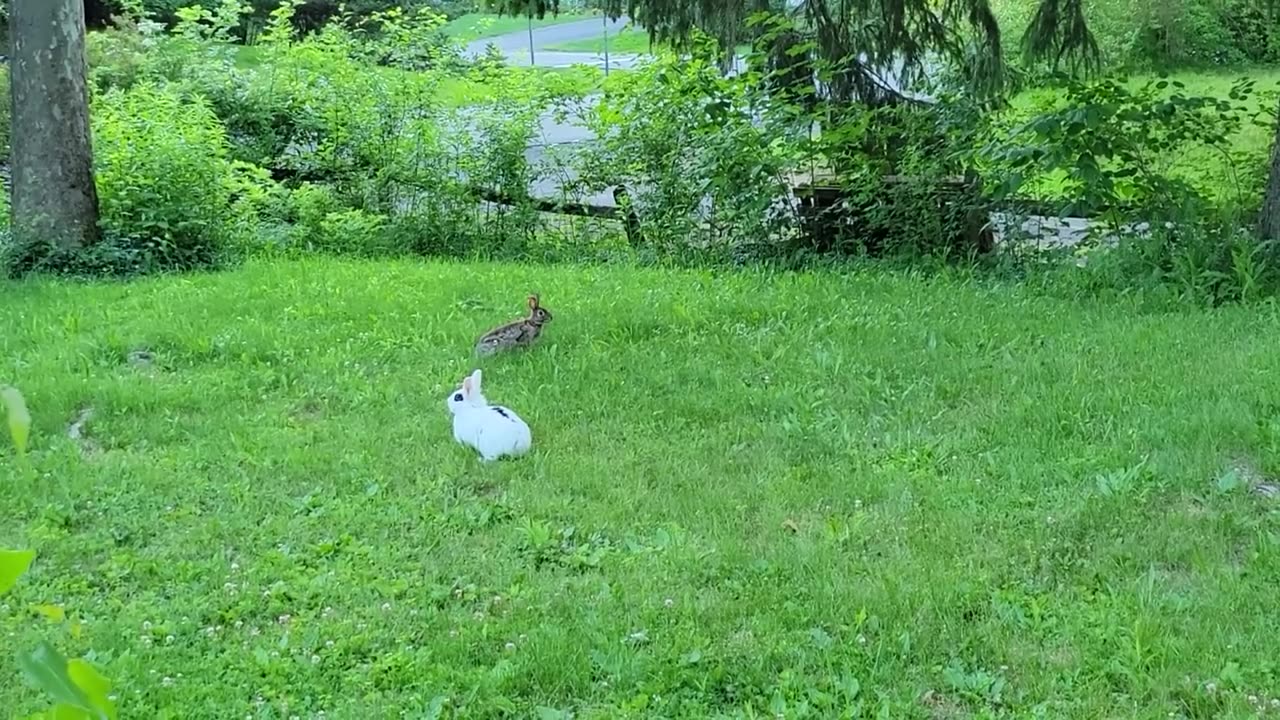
6;258;1280;716
546;26;750;57
230;44;585;107
443;12;593;42
546;26;653;54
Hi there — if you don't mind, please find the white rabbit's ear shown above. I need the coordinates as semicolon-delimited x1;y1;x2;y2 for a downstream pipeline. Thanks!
462;374;473;396
470;369;483;394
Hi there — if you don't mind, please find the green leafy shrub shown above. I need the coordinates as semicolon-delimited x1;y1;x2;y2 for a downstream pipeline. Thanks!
1086;215;1280;305
988;74;1277;305
250;26;558;258
572;37;802;263
86;24;152;92
989;74;1256;214
352;4;464;72
1;386;119;720
88;2;309;167
205;29;557;261
1218;0;1280;64
91;82;261;272
569;30;999;264
69;0;591;267
119;0;461;35
86;5;238;94
1128;0;1244;67
266;182;392;255
796;95;997;261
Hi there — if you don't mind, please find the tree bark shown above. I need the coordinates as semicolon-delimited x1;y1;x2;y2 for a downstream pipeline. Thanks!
1261;98;1280;242
10;0;99;252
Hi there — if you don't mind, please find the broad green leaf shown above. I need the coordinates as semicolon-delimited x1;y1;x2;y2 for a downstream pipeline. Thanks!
768;690;787;715
839;673;861;699
423;696;448;720
68;659;117;720
16;641;92;713
0;548;36;595
33;604;66;623
1;385;32;456
1216;469;1246;494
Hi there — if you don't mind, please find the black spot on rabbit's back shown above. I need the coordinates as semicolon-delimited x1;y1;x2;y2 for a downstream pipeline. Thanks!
492;406;510;419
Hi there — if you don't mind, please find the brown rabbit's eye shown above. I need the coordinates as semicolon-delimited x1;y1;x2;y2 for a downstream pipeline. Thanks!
453;393;464;402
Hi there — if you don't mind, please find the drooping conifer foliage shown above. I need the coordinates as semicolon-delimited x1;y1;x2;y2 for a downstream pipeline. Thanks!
491;0;1098;105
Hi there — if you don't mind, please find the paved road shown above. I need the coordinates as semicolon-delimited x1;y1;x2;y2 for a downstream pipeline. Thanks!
464;15;643;69
460;17;639;162
462;16;749;149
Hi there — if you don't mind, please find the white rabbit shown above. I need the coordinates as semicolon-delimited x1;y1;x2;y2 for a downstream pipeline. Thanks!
446;369;532;462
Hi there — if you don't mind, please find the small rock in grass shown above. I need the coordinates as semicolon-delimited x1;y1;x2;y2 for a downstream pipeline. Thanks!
127;349;155;369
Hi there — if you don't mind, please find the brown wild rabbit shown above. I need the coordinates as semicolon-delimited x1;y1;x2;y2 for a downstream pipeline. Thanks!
474;294;553;356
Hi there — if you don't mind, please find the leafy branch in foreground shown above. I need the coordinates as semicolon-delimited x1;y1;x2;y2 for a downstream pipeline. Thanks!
2;386;118;720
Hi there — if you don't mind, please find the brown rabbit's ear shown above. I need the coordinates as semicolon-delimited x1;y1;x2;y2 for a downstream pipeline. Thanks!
527;294;539;310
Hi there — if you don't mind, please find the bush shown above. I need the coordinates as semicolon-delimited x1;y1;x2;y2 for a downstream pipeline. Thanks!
265;182;394;256
794;94;997;260
567;31;1002;264
1128;0;1245;67
988;74;1257;213
351;4;464;72
209;21;558;260
985;73;1278;305
72;1;576;267
571;37;803;263
1092;215;1280;305
117;0;458;34
87;24;152;91
90;82;263;273
1218;0;1280;64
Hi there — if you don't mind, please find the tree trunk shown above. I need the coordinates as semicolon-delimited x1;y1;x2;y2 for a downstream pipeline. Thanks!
1261;98;1280;242
9;0;99;252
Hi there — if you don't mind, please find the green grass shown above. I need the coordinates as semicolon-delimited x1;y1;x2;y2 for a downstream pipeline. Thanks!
546;26;654;54
546;27;750;56
443;12;593;42
6;258;1280;717
230;37;606;106
229;44;546;107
